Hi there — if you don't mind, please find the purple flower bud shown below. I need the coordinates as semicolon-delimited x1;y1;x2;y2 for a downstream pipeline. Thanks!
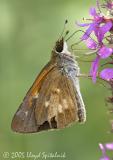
100;68;113;81
99;143;110;160
90;7;97;16
82;23;97;40
86;38;97;49
100;156;110;160
90;56;100;83
105;143;113;150
98;45;113;58
99;143;106;153
96;21;112;42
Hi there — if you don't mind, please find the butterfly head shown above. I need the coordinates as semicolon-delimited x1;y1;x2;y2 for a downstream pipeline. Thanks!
54;38;71;55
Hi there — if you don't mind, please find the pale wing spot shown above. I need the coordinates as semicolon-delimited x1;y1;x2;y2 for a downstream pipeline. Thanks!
58;104;63;113
62;99;68;109
25;111;28;116
56;88;60;93
34;92;39;98
45;101;50;108
53;88;60;94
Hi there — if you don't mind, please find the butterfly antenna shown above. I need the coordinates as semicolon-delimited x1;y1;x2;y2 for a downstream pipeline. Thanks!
66;30;81;41
66;30;97;43
66;29;89;41
64;30;70;39
66;30;98;53
59;20;68;40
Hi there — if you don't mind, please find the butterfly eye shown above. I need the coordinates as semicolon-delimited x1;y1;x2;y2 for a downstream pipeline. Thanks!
55;38;64;53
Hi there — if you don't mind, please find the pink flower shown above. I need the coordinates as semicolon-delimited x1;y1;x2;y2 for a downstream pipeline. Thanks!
77;7;112;42
77;6;113;82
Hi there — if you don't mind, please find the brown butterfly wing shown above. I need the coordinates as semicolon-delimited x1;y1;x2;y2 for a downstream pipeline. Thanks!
11;62;56;133
34;67;80;131
12;61;84;133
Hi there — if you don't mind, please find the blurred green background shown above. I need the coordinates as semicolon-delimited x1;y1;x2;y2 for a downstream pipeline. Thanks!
0;0;113;160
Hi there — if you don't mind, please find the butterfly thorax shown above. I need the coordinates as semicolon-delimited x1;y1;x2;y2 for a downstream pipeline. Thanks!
51;39;80;76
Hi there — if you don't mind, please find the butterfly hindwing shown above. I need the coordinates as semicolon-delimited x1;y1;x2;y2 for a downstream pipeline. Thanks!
34;66;80;131
65;65;86;123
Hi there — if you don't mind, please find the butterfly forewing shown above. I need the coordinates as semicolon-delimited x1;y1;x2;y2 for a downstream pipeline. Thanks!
11;62;56;133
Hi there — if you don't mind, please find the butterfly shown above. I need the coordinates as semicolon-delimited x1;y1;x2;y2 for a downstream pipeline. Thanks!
11;38;86;133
